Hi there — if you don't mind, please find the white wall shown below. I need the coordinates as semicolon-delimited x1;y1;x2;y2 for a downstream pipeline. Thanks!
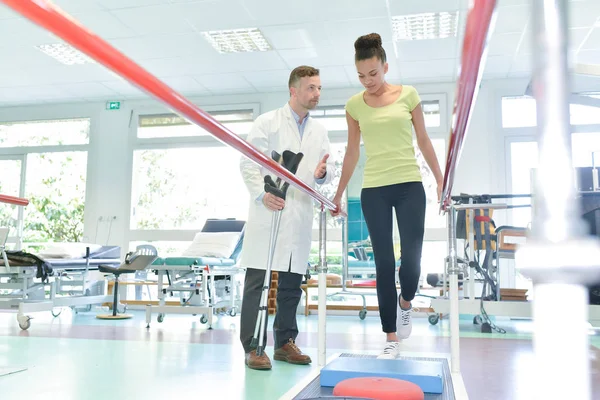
0;77;538;255
443;78;519;228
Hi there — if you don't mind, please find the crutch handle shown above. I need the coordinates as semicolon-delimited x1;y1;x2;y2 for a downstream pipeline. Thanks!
264;176;288;200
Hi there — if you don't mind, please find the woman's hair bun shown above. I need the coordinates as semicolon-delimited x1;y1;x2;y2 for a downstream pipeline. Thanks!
354;33;386;63
354;33;382;51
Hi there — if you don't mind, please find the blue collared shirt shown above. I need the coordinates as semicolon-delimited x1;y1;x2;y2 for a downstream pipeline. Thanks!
289;103;309;139
288;104;326;184
257;104;326;203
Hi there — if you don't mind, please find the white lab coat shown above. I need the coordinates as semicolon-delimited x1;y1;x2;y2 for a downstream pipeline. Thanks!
239;103;334;275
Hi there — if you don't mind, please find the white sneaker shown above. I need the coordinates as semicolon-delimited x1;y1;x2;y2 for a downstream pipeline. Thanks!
377;341;400;359
397;306;413;340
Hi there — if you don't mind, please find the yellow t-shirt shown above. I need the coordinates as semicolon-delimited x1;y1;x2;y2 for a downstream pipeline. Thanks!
345;85;422;189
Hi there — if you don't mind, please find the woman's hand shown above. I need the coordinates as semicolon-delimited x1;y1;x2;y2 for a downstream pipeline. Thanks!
330;194;343;216
436;174;446;203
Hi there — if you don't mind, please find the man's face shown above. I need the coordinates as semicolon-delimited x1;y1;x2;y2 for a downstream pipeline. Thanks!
292;75;321;110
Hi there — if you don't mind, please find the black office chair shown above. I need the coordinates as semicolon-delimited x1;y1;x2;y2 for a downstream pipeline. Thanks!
96;245;158;320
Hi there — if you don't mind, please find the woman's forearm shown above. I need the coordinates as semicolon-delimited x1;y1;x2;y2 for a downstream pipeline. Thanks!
335;147;360;199
418;137;444;184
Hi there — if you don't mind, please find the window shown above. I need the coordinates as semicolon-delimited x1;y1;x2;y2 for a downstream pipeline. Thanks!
130;146;249;230
422;100;441;128
137;110;254;139
0;158;23;238
509;141;538;227
572;132;600;167
570;95;600;125
0;118;90;147
312;101;441;131
24;152;88;244
311;107;347;131
415;138;446;229
0;119;90;249
502;94;600;128
311;142;346;229
342;136;446;255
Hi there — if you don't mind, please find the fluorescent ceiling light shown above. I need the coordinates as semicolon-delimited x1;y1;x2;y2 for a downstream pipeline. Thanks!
392;11;459;41
202;28;271;53
36;43;95;65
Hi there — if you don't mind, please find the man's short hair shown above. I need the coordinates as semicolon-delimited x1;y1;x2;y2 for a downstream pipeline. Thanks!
288;65;320;89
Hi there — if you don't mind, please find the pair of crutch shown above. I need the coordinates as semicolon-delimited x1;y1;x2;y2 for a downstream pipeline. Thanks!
251;149;304;357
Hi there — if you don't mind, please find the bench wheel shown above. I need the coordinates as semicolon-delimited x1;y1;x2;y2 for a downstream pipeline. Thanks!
17;315;31;331
481;322;492;333
428;314;440;325
359;309;367;320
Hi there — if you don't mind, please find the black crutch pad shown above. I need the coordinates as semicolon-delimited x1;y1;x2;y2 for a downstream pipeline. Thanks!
278;151;304;197
271;150;282;165
281;150;303;175
263;150;304;200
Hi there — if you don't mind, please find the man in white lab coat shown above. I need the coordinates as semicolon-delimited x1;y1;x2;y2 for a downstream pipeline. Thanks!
239;65;334;370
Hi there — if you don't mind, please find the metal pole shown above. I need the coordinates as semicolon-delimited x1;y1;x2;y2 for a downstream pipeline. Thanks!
467;199;475;300
341;216;348;292
531;0;583;239
317;206;327;367
516;1;600;399
447;205;460;374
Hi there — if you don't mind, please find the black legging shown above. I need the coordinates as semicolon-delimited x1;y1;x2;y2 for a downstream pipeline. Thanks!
360;181;426;333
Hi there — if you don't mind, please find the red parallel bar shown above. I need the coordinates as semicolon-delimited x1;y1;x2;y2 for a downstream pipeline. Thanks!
2;0;342;215
441;0;498;211
0;194;29;207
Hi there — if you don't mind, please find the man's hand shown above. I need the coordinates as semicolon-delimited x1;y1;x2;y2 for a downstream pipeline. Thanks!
262;192;285;211
314;154;329;180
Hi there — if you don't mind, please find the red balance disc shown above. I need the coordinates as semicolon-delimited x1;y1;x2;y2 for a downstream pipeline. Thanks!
333;377;425;400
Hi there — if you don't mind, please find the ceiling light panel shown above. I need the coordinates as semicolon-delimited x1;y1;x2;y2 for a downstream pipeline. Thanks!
201;28;272;53
35;43;95;65
392;12;459;41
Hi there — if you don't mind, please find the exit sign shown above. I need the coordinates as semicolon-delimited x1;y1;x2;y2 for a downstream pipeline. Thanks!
106;101;121;110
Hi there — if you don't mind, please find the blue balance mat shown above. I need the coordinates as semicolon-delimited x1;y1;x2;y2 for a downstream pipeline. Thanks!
320;357;444;394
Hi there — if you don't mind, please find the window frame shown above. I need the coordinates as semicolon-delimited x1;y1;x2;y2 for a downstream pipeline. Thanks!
125;103;261;246
0;117;92;249
312;92;449;242
417;93;449;240
0;154;26;248
126;94;449;247
501;89;600;226
130;102;261;147
0;116;92;150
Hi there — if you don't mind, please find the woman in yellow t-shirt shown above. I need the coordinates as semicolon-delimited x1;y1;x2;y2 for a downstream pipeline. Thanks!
332;33;444;359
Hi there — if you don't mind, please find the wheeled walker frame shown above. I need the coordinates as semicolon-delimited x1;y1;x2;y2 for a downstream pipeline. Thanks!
251;149;304;357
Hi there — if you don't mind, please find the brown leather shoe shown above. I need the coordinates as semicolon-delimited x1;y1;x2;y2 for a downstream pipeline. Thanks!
245;350;272;370
273;339;312;365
